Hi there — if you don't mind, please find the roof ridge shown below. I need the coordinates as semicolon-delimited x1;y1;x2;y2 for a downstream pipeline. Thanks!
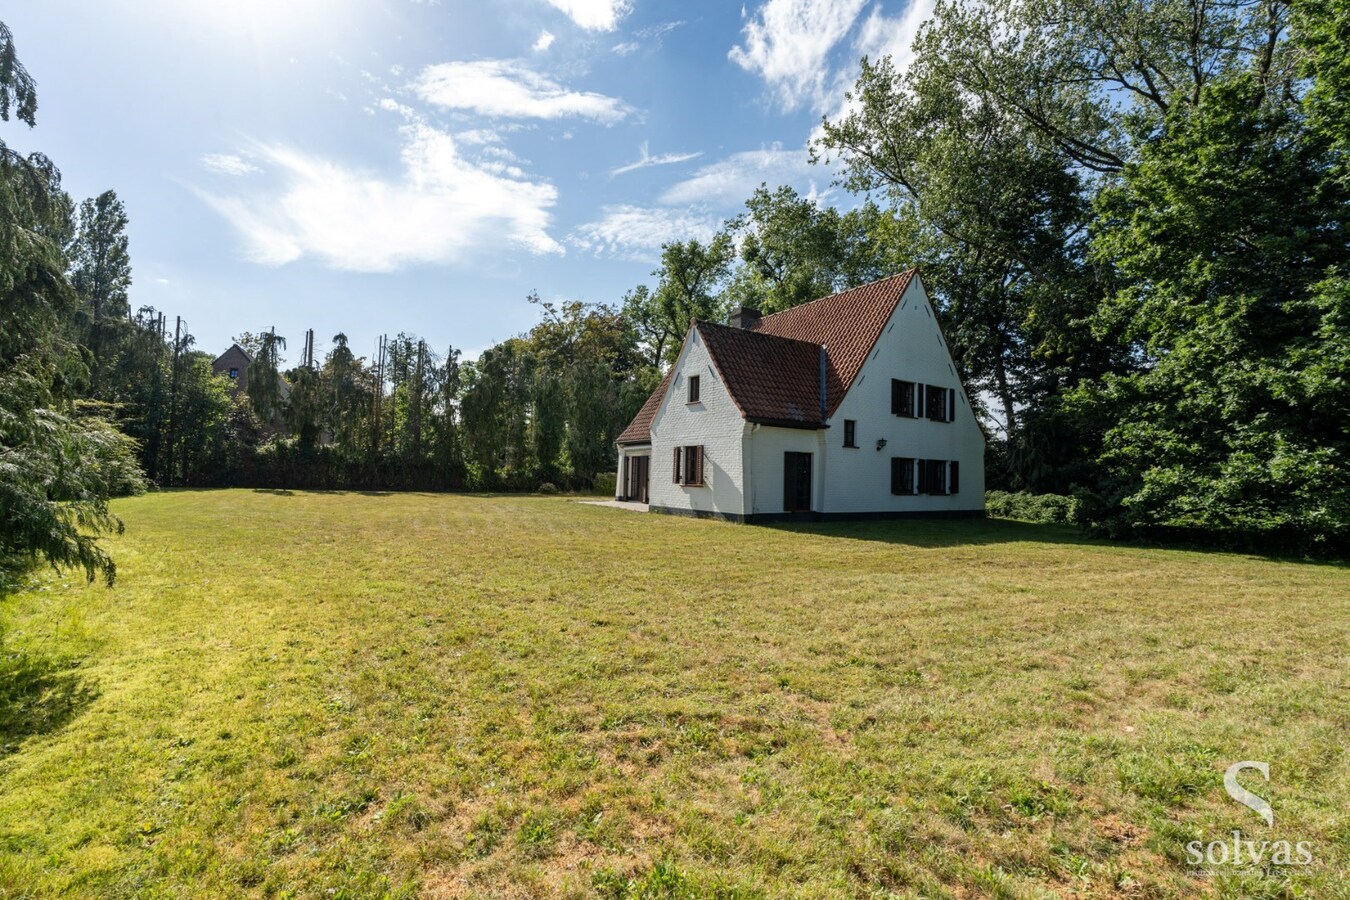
751;269;916;324
696;318;823;348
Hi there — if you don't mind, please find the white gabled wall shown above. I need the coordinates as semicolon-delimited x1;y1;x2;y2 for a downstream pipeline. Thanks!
809;276;985;513
647;328;747;516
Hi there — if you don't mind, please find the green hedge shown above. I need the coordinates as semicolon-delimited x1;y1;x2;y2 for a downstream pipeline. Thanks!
985;490;1081;525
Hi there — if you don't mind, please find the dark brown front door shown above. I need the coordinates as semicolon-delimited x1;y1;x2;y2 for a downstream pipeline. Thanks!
623;455;650;503
633;455;649;503
783;452;812;512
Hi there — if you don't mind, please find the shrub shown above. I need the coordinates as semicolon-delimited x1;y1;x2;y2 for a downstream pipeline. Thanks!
985;490;1081;525
593;472;617;497
537;482;559;495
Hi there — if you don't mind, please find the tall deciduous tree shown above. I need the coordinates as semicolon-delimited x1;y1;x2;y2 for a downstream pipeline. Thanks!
652;234;734;363
68;189;132;394
245;330;286;426
1074;72;1348;545
1;21;140;588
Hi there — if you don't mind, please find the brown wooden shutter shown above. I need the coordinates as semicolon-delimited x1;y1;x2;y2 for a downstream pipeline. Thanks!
673;446;682;483
890;457;902;494
891;380;902;415
948;388;956;422
695;446;704;485
916;383;925;418
949;461;960;494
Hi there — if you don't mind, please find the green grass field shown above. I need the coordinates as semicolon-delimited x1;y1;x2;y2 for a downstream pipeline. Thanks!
0;491;1346;898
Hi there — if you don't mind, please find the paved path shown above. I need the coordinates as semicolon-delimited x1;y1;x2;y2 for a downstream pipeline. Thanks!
578;499;649;512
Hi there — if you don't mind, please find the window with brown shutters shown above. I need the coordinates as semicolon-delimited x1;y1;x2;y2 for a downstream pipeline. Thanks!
949;460;960;494
679;445;705;486
891;379;917;417
891;457;916;495
688;374;700;403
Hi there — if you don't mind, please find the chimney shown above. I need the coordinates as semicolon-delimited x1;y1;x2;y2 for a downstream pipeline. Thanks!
728;306;761;329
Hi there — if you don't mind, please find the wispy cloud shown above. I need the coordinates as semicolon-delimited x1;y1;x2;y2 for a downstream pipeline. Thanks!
545;0;632;31
569;205;721;259
413;60;630;123
195;121;561;273
202;153;261;176
610;141;702;177
660;144;821;206
729;0;869;111
532;30;556;51
612;19;685;55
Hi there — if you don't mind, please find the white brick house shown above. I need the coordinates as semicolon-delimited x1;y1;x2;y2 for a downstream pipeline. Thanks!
615;271;985;521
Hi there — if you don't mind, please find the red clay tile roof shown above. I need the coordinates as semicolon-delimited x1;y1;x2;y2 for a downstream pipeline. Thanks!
616;271;917;442
616;366;673;444
697;321;830;428
749;270;915;419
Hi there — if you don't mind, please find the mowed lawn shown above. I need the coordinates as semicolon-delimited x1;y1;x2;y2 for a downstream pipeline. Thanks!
0;492;1346;899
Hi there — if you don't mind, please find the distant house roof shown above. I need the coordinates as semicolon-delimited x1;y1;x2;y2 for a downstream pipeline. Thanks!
617;271;917;444
212;343;253;367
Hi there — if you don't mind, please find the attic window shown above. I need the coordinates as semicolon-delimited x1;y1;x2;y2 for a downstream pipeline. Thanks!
687;374;700;404
843;420;857;448
228;368;239;379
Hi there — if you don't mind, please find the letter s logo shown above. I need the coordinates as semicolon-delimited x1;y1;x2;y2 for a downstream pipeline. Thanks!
1224;761;1273;826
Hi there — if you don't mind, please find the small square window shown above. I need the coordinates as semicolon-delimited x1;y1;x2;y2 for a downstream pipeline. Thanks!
843;419;857;448
688;374;700;403
228;367;239;379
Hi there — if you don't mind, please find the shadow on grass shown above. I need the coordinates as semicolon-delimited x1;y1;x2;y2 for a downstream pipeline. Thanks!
249;488;395;497
760;516;1107;550
0;650;99;759
762;516;1350;565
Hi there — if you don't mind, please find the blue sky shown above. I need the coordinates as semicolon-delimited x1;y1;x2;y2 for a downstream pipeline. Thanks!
4;0;930;363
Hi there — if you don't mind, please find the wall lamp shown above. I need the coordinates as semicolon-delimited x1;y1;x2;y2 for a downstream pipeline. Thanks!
876;438;887;451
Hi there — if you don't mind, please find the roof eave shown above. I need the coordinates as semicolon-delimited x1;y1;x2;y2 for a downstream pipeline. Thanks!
745;416;828;430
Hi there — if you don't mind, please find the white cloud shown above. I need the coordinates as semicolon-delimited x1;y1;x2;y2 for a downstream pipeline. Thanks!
569;205;721;259
816;0;935;135
610;141;703;176
852;1;931;80
195;123;562;273
729;0;869;111
454;125;526;146
612;41;640;56
545;0;632;31
660;144;822;206
202;153;261;176
414;60;630;123
533;30;556;51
